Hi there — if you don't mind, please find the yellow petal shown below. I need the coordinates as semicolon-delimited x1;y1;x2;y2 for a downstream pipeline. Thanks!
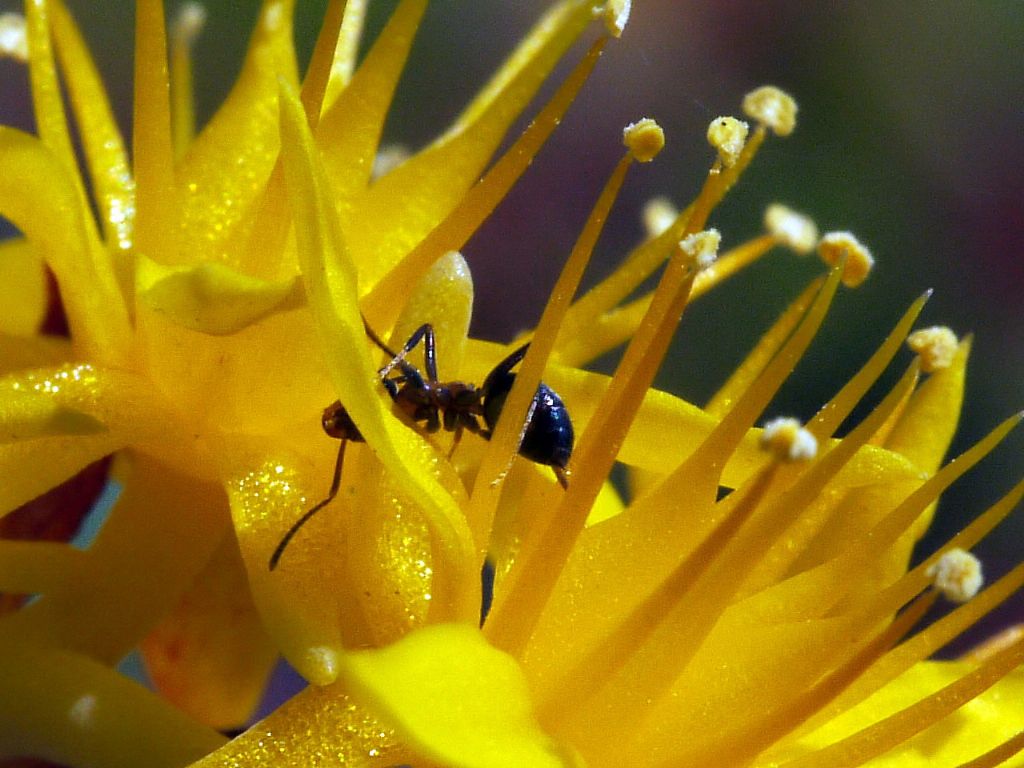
0;387;105;441
278;76;476;624
0;127;131;362
0;333;72;374
132;0;177;264
0;434;120;516
186;682;410;768
317;0;427;206
782;659;1024;767
50;0;135;254
0;237;47;336
0;639;225;766
343;0;600;288
223;447;370;685
136;253;303;335
141;531;278;730
175;0;298;272
344;623;579;768
0;453;230;664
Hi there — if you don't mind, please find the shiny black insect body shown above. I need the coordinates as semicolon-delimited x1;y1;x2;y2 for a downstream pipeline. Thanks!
268;323;573;570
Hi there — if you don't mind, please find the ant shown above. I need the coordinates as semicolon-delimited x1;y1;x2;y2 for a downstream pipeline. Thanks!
268;322;573;570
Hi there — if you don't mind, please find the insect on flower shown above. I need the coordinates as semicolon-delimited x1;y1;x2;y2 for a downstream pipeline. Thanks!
268;323;574;570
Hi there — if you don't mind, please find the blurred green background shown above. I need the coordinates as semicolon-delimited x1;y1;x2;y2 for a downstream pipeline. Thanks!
3;2;1021;614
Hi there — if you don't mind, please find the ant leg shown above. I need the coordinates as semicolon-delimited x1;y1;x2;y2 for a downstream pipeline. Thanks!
552;464;570;490
448;426;463;459
378;324;437;382
268;440;348;571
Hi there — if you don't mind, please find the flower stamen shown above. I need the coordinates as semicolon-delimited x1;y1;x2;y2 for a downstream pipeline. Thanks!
0;12;27;62
926;547;983;603
170;2;206;158
907;325;959;373
468;126;645;549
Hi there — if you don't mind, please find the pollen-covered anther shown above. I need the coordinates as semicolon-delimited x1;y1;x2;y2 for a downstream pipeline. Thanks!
679;229;721;271
642;196;678;238
623;118;665;163
927;548;983;603
603;0;631;38
742;85;798;137
0;12;28;62
817;231;874;287
906;326;959;373
172;2;207;46
764;203;818;254
707;116;749;167
760;417;818;462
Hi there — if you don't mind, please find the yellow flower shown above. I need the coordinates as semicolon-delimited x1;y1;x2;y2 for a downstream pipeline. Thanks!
0;2;1021;768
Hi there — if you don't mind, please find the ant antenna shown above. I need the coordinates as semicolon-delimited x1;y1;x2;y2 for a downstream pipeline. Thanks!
268;440;347;570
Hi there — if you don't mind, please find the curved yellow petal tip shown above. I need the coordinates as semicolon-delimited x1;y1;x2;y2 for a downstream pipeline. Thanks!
344;624;576;768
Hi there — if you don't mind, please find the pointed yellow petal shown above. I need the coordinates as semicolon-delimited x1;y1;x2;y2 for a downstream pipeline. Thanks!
50;0;135;253
141;531;277;730
176;0;298;272
0;640;225;766
278;78;476;623
0;127;131;362
0;237;47;336
317;0;427;205
344;0;600;288
344;624;577;768
24;0;79;192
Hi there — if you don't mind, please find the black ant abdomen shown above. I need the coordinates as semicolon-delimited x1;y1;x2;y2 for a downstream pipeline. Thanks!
481;343;573;486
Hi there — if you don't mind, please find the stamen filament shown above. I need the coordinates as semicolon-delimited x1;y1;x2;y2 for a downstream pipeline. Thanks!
818;562;1024;733
467;151;635;552
705;278;823;417
133;0;177;263
952;729;1024;768
362;37;608;331
685;591;939;768
300;0;347;129
549;353;920;749
823;412;1023;616
808;290;931;440
170;2;205;159
552;125;767;363
486;226;702;657
556;232;780;366
322;0;368;107
777;634;1024;768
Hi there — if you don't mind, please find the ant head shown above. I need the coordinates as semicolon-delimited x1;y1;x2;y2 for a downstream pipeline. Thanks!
322;401;364;441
